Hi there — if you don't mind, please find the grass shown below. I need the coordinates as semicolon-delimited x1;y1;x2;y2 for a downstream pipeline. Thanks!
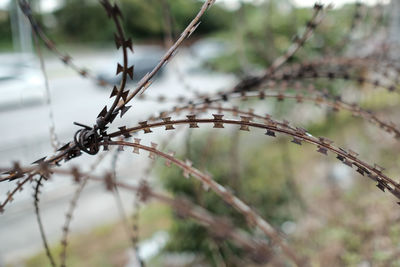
22;201;172;267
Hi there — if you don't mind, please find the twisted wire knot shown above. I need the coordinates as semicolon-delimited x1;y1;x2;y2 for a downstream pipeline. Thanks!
73;123;101;155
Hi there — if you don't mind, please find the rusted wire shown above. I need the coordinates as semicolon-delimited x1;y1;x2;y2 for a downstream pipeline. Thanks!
2;1;400;266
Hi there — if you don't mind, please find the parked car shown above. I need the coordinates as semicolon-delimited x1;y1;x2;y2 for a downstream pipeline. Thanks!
185;38;229;73
96;45;165;86
0;53;45;110
190;38;227;62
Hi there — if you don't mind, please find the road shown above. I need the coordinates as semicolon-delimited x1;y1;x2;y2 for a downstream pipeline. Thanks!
0;45;236;264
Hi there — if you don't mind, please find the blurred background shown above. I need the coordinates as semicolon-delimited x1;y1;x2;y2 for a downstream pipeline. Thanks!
1;0;400;266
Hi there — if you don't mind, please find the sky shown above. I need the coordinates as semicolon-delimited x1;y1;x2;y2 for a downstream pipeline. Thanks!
0;0;60;11
220;0;389;9
0;0;391;12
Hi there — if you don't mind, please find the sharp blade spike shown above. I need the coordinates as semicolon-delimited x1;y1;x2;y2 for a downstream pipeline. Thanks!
32;157;46;165
165;150;175;167
373;163;385;173
291;137;302;145
109;111;119;123
212;114;224;128
120;105;132;118
140;80;153;95
112;4;123;18
132;147;140;154
57;142;71;151
62;55;71;64
240;116;251;131
162;117;175;130
188;21;201;38
101;0;113;17
139;121;152;134
266;130;276;137
127;66;134;80
98;106;108;118
317;146;327;155
377;182;386;192
116;64;124;75
79;69;88;77
110;86;118;98
187;115;199;128
240;125;250;131
343;159;353;168
121;90;129;101
114;33;122;49
125;38;133;52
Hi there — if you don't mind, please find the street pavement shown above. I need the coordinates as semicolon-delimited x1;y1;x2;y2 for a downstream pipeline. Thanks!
0;46;236;264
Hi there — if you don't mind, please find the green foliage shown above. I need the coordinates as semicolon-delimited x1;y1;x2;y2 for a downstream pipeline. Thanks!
209;1;362;73
24;202;172;267
158;132;297;266
53;0;114;43
50;0;232;44
0;10;12;50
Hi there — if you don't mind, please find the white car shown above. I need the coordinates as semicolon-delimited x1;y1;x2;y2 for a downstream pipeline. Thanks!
0;53;45;110
96;45;165;86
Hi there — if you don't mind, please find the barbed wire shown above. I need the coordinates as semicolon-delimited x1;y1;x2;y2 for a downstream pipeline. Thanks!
2;0;400;266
